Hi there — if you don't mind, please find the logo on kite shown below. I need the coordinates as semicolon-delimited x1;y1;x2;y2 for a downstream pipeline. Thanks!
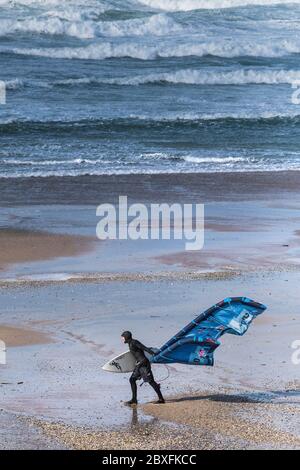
198;349;206;358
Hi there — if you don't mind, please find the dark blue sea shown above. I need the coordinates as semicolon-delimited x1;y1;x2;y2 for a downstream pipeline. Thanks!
1;0;300;177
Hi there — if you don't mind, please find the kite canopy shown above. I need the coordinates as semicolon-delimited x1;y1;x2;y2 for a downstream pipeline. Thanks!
151;297;266;366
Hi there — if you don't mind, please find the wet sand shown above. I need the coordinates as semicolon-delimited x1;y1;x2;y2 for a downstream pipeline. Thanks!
22;388;300;450
0;171;300;449
0;325;51;347
1;171;300;281
0;411;65;450
0;271;299;449
143;391;300;449
1;171;300;205
154;244;300;271
0;229;95;271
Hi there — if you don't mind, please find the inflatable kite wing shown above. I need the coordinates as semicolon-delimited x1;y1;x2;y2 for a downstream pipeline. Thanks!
151;297;266;366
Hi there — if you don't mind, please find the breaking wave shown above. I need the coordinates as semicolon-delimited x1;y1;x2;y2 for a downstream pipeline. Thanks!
6;69;299;90
3;157;109;166
1;112;300;134
3;39;300;60
138;0;300;12
62;69;300;86
0;14;180;39
182;156;246;163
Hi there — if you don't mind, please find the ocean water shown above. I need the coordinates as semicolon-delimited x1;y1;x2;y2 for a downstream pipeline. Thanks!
0;0;300;177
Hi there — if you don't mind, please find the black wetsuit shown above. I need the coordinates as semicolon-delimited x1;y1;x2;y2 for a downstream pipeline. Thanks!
127;338;164;403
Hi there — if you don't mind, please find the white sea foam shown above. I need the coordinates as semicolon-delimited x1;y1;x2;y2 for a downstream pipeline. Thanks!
0;17;95;39
183;156;246;163
96;14;181;37
7;69;298;90
3;78;24;89
138;0;300;12
90;69;300;85
127;110;300;120
5;39;300;60
0;0;104;6
3;157;108;166
2;163;300;179
0;111;299;128
3;0;297;9
0;13;179;39
17;68;294;89
5;155;205;167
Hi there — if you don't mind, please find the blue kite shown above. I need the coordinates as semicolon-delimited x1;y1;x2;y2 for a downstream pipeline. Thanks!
151;297;266;366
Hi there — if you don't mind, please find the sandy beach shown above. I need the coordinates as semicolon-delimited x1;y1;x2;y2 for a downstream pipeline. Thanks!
0;325;51;348
0;229;95;272
2;0;300;454
1;272;299;449
1;171;300;206
0;172;299;450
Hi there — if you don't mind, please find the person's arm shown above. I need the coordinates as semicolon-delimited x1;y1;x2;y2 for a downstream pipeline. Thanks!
135;340;155;355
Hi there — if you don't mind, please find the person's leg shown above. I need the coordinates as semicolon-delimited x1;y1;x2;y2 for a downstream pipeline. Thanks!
149;379;165;403
143;363;165;404
129;375;138;403
125;367;139;405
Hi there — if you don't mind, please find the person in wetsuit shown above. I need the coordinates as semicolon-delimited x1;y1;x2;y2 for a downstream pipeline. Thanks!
121;331;165;406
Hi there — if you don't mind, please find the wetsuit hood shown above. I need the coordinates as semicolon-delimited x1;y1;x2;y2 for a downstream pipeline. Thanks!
121;331;132;344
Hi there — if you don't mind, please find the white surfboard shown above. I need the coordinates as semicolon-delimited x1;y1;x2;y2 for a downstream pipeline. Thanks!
102;350;153;373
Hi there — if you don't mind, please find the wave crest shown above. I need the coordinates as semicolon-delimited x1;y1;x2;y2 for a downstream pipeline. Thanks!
7;68;300;89
138;0;300;12
0;13;180;39
87;68;300;85
4;38;300;60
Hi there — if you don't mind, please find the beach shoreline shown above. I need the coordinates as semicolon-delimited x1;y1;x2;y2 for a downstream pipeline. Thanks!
0;269;299;449
2;0;300;452
0;229;96;272
1;170;300;280
18;383;299;450
1;171;300;206
0;170;299;449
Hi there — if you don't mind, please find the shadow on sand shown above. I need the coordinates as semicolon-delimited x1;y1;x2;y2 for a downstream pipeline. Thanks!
166;389;300;405
127;389;300;427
